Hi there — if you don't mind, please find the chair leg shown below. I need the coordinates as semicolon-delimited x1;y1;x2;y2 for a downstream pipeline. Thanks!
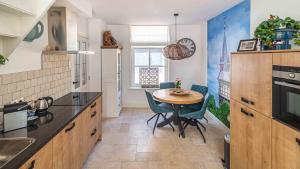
196;120;206;131
153;114;160;135
147;114;157;125
195;123;206;143
183;119;192;130
178;118;185;138
204;117;208;123
161;113;175;132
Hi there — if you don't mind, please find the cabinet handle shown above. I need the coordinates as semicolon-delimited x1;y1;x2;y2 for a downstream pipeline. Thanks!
72;95;79;99
241;108;254;117
28;160;35;169
90;102;97;108
72;81;79;84
91;128;97;136
91;111;97;118
65;122;75;132
296;138;300;146
241;97;255;106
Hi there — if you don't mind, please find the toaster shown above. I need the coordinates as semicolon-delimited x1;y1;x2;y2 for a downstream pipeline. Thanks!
3;102;28;132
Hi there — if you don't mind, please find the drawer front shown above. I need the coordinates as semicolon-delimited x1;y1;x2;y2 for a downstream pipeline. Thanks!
20;141;53;169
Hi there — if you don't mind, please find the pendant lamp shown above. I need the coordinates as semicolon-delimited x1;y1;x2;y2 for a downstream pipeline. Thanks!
163;13;189;60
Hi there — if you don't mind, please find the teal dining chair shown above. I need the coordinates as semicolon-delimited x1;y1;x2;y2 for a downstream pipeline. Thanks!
178;94;212;143
183;84;209;123
159;82;175;89
145;90;175;134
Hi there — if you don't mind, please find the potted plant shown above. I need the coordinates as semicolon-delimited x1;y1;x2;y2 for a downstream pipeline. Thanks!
0;54;8;65
254;15;282;50
255;15;300;50
175;78;181;89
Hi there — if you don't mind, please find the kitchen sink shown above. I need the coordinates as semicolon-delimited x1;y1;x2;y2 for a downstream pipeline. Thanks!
0;137;35;168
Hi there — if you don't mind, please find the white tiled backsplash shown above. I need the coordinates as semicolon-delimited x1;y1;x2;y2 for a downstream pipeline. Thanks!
0;53;72;130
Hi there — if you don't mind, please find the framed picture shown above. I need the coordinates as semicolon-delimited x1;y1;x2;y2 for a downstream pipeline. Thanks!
237;39;258;52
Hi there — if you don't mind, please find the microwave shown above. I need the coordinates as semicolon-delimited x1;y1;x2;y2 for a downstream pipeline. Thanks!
273;65;300;130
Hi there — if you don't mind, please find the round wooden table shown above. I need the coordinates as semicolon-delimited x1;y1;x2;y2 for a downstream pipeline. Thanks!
153;89;204;138
153;89;204;105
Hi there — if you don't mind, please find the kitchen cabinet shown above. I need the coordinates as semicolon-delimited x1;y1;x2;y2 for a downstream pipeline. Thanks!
230;100;271;169
52;98;102;169
53;117;81;169
19;141;53;169
272;120;300;169
18;96;102;169
231;53;272;117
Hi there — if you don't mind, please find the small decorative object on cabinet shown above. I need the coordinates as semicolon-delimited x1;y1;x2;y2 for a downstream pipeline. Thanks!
101;47;122;117
237;39;258;52
103;31;118;48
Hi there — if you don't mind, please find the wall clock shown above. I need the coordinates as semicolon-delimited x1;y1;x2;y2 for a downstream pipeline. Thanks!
177;38;196;57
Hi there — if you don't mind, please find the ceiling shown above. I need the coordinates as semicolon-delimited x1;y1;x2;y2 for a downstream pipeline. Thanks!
91;0;243;25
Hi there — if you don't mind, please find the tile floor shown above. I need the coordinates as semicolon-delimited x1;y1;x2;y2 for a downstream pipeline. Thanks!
83;108;229;169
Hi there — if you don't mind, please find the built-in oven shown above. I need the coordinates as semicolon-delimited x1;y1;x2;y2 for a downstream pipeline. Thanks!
273;65;300;131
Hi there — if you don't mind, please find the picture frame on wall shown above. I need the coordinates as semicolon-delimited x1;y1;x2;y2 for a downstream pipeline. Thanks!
237;39;258;52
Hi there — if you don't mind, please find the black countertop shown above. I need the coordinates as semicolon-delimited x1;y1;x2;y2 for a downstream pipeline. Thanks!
0;92;101;169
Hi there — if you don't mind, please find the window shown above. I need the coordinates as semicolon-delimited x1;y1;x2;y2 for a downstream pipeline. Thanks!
131;26;169;88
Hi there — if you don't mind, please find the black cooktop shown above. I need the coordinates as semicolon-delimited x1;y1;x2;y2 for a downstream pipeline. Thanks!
52;92;101;106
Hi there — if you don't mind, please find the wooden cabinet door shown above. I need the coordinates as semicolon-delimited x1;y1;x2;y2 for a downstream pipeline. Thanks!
20;141;53;169
230;100;271;169
53;118;81;169
95;97;102;140
230;100;249;169
247;107;271;169
231;53;272;117
272;120;300;169
79;109;90;164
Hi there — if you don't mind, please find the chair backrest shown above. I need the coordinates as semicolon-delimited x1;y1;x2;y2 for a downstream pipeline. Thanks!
145;90;158;113
191;84;208;96
198;94;213;118
160;82;175;89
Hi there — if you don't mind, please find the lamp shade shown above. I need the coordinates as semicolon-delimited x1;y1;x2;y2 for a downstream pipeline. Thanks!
163;43;189;60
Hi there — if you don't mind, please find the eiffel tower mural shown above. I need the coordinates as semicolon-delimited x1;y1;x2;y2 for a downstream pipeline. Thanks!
218;17;230;104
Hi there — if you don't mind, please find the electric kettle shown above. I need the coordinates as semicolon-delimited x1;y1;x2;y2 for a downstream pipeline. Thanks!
35;97;54;112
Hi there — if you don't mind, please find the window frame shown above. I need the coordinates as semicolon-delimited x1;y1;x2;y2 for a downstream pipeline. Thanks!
130;45;169;88
130;25;170;89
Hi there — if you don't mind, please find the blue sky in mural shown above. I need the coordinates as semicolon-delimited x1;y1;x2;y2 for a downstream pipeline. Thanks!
207;0;250;106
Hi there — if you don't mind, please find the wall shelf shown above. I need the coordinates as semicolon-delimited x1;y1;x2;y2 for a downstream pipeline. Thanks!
0;32;18;38
0;2;35;16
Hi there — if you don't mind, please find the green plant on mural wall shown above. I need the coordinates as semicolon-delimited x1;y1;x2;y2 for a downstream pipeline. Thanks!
208;96;230;127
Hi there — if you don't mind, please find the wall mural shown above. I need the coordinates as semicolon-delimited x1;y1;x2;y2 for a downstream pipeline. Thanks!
207;0;250;127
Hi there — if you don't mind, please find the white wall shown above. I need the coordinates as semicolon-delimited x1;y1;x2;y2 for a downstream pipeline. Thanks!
108;24;207;108
88;18;107;92
0;15;48;74
251;0;300;35
169;24;207;89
